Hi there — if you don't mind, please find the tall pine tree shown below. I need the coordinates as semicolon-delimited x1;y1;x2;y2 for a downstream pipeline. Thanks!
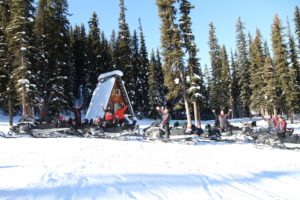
249;29;265;114
236;17;251;117
179;0;205;127
208;22;222;111
116;0;134;105
272;14;298;116
156;0;192;127
230;50;241;118
294;6;300;50
6;0;36;117
263;41;279;114
138;19;149;114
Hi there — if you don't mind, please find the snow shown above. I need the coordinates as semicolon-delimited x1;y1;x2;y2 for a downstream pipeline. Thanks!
17;79;29;85
1;115;300;199
98;70;123;82
85;77;115;120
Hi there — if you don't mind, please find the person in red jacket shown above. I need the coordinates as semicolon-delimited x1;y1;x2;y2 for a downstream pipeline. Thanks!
114;104;128;125
277;115;287;138
102;105;114;127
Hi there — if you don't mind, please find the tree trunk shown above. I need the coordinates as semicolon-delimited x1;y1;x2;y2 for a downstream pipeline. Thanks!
8;97;13;126
39;93;54;123
179;70;192;128
290;111;294;124
193;101;201;128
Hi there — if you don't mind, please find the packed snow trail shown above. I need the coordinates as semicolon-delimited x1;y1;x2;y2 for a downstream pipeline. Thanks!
0;138;300;200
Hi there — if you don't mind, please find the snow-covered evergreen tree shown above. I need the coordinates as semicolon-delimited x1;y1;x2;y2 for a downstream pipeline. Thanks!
0;0;10;110
109;30;117;70
87;12;102;92
6;0;36;117
100;31;113;73
34;0;73;121
70;24;88;106
148;50;162;118
179;0;206;127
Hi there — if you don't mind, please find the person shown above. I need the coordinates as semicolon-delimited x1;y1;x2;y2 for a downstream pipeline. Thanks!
276;115;287;138
190;124;203;136
157;107;171;139
271;114;279;128
114;104;128;126
213;109;232;132
102;105;114;127
72;104;83;131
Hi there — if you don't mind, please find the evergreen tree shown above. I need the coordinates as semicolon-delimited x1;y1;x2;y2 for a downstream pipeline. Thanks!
208;22;222;111
100;31;113;72
249;29;265;114
0;0;10;109
138;19;149;114
34;0;73;121
130;30;140;110
178;0;205;127
236;17;251;117
70;24;88;105
109;30;117;70
6;0;36;117
156;0;192;127
155;49;165;104
271;14;298;116
0;0;16;125
287;17;300;114
294;6;300;50
219;45;231;110
263;41;279;114
148;50;162;118
230;50;241;118
116;0;134;104
86;12;102;93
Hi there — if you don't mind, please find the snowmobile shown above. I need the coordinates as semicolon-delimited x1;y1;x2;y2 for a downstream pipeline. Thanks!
6;115;73;138
143;120;193;141
255;127;298;150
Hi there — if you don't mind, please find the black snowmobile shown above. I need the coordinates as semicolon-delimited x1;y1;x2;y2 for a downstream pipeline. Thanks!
143;120;189;141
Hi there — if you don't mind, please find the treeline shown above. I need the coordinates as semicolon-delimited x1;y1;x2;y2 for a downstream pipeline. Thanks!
0;0;164;125
1;0;300;126
156;0;300;126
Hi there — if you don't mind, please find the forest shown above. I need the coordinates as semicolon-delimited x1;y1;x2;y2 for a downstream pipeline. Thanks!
0;0;300;127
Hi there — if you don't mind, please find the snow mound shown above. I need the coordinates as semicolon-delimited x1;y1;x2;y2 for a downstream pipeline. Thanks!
98;70;123;82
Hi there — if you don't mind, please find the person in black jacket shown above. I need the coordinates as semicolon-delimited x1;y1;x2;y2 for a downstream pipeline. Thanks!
213;109;232;132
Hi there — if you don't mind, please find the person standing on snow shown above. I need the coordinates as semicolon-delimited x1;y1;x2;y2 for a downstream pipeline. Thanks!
213;109;232;132
157;107;171;139
276;116;287;138
114;104;128;125
102;105;114;127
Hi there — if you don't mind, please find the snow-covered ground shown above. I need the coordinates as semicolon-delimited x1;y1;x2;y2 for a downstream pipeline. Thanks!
1;114;300;200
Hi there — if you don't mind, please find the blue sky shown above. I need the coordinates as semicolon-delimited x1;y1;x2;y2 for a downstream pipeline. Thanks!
67;0;299;69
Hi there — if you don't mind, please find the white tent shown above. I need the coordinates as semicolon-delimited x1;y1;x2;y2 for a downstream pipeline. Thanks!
85;70;135;120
